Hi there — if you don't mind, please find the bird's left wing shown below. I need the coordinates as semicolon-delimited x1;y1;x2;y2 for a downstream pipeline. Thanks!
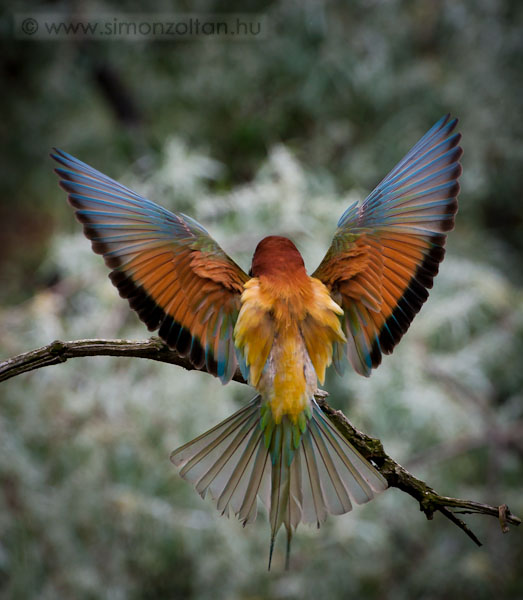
51;149;249;383
313;115;462;376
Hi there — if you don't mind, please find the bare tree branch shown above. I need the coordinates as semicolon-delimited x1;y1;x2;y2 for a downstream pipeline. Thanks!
316;397;520;545
1;337;520;545
0;337;246;384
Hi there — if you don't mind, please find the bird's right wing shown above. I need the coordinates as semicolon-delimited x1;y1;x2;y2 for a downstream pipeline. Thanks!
313;115;462;376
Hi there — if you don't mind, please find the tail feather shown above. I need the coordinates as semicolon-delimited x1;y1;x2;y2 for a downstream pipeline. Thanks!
312;405;386;503
269;435;286;537
170;395;387;568
301;431;329;524
238;441;271;525
194;418;255;500
269;444;287;570
308;418;354;515
172;397;262;509
216;426;263;515
288;450;303;530
284;450;304;570
175;400;255;477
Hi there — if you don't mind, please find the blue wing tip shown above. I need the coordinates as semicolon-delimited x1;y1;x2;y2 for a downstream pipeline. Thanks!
439;113;459;136
50;147;68;161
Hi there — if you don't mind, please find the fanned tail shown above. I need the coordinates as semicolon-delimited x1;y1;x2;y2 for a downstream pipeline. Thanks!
170;395;270;524
170;396;387;569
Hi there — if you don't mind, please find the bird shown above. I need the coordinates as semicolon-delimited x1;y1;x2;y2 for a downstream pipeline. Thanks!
51;114;462;569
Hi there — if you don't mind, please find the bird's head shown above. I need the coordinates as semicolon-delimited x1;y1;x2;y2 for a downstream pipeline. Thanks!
250;236;307;280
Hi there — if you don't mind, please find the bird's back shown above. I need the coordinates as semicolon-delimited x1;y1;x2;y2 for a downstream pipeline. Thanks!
234;250;346;424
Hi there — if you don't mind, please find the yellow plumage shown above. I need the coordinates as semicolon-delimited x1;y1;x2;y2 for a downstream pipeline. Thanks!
234;275;346;423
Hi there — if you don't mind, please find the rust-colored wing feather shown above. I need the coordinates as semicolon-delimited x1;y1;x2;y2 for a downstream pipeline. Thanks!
313;115;462;376
51;149;249;383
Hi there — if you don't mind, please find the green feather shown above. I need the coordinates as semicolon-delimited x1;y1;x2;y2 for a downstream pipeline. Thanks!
259;404;312;467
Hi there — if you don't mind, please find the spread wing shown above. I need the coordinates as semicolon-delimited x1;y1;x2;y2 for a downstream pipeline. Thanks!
313;114;462;376
51;149;249;383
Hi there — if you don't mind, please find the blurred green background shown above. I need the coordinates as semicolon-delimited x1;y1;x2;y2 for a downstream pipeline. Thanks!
1;1;523;598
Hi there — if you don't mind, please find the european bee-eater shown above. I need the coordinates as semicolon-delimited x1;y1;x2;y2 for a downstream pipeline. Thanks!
51;114;461;568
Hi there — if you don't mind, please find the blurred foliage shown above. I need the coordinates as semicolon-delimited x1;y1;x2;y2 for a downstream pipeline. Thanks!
1;0;523;598
2;0;523;302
